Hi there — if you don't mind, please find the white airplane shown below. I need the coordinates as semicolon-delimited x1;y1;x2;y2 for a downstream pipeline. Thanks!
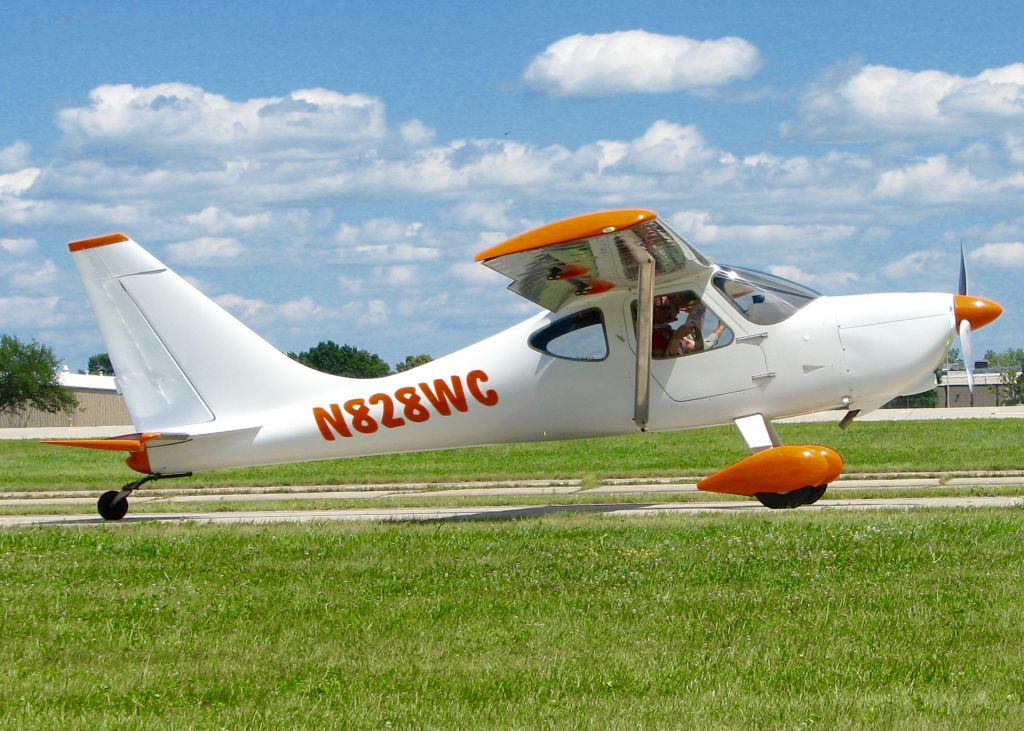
48;209;1002;520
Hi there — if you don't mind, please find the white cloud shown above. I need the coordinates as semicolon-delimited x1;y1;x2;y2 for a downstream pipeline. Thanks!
381;139;572;192
185;206;271;233
353;244;439;262
9;259;58;288
874;156;985;203
334;218;439;262
340;298;389;326
58;84;387;153
1007;133;1024;164
0;238;36;254
668;209;856;247
338;275;363;294
399;119;435;146
880;250;942;278
391;290;448;319
796;63;1024;140
768;264;858;290
165;237;245;264
0;168;41;195
336;218;422;246
215;293;325;324
0;296;62;327
451;200;513;229
523;30;761;97
375;265;418;286
970;242;1024;267
602;121;717;174
0;141;32;171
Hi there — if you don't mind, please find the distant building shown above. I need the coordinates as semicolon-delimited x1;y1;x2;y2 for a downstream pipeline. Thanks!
0;367;130;428
936;368;1011;407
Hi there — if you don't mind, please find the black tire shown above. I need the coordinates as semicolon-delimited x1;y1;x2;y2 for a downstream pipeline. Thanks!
756;485;829;509
97;490;129;521
755;488;807;509
801;485;827;505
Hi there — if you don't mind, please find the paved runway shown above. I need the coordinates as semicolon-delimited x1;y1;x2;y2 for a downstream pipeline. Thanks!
3;494;1022;529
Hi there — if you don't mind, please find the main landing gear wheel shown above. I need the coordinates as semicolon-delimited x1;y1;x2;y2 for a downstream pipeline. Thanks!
755;484;828;510
801;485;827;505
97;490;129;521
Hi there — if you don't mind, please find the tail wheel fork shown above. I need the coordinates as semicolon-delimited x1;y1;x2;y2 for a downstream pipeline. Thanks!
96;472;192;521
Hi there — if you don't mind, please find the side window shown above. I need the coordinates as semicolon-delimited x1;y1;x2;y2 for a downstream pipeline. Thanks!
529;309;608;361
633;291;734;359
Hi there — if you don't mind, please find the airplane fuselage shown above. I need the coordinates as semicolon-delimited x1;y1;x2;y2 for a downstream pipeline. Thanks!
140;288;956;475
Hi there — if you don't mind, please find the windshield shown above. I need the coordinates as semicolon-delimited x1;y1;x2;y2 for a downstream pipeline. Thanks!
712;266;819;325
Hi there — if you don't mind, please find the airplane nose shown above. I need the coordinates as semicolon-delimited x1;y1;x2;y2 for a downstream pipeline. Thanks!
954;295;1003;331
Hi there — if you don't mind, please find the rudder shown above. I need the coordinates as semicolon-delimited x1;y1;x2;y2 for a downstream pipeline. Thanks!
69;234;338;431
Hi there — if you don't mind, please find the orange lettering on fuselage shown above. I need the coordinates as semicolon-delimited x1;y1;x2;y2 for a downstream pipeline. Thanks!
313;404;353;441
419;377;469;415
312;370;499;441
466;369;499;406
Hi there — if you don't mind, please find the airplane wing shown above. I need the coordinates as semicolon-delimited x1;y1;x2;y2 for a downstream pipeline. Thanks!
475;209;713;312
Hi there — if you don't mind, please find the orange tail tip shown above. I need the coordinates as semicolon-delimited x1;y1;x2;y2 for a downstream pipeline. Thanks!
67;233;130;252
698;445;844;497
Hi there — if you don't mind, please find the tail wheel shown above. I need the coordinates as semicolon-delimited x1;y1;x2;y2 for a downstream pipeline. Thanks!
755;484;828;509
97;490;129;521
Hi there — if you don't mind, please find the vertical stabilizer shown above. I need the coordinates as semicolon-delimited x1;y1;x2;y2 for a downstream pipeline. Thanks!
69;234;337;431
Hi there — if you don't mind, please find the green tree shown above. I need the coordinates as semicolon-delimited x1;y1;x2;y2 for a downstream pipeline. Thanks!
87;352;114;375
991;369;1024;406
0;335;78;420
944;346;964;369
289;340;391;378
981;348;1024;405
395;353;433;372
983;348;1024;368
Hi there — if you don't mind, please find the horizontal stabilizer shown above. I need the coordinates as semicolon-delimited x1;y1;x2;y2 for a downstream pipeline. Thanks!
42;432;191;474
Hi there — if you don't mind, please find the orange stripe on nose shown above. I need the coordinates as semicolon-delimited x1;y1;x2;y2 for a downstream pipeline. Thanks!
954;295;1002;331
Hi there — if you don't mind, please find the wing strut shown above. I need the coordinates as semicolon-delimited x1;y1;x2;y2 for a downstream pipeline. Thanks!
633;250;655;430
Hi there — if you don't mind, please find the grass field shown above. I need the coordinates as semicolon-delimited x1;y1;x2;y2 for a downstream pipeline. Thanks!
3;419;1024;492
2;510;1024;729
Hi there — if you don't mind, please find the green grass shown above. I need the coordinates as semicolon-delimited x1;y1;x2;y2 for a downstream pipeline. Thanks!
4;419;1024;492
2;510;1024;729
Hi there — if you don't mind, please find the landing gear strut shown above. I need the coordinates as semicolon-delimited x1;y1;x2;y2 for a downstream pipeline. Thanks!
755;484;828;510
96;473;191;520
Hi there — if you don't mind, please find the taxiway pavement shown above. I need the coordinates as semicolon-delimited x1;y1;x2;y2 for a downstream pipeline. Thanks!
2;475;1024;528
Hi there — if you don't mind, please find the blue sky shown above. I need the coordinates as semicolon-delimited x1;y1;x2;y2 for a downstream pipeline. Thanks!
2;0;1023;370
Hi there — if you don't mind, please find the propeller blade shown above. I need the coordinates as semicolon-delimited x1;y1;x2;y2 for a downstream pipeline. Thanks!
958;242;968;296
959;318;974;392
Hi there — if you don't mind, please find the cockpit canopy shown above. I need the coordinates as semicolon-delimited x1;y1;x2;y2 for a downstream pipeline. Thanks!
712;266;819;326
